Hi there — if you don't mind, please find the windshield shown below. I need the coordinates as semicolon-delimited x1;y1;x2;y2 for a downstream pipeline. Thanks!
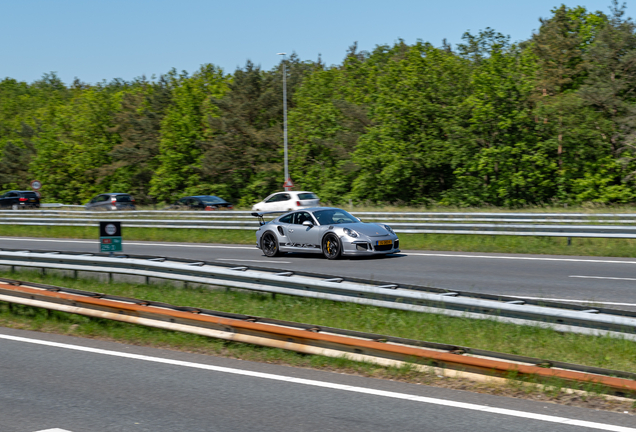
313;209;358;225
200;196;225;204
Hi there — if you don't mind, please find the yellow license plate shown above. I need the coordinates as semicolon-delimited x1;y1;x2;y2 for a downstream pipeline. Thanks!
377;240;392;246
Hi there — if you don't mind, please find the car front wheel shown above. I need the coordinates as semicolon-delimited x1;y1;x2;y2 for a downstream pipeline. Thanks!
11;204;19;210
322;233;342;260
261;232;283;257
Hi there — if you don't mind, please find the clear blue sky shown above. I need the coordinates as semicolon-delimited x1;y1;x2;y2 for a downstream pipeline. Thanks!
1;0;624;84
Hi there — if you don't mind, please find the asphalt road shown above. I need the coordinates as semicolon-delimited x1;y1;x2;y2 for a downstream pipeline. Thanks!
1;327;634;432
1;237;636;311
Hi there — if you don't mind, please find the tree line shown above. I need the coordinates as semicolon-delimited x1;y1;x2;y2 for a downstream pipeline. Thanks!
2;2;636;208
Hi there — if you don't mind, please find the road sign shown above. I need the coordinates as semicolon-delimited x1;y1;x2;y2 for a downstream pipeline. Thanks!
99;222;122;253
283;178;294;190
30;180;42;190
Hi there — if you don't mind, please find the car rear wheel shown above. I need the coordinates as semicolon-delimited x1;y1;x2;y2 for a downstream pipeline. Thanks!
262;232;283;257
322;233;342;260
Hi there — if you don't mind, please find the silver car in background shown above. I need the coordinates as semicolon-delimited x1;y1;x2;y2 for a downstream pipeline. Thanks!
85;193;136;211
253;207;400;259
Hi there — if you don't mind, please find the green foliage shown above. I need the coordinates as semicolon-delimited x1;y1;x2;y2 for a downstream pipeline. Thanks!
351;43;470;204
149;65;229;202
3;4;636;207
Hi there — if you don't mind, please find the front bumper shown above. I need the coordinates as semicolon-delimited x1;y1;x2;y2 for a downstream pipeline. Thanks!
341;238;400;256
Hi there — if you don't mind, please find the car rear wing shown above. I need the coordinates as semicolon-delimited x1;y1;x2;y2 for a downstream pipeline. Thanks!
251;210;290;226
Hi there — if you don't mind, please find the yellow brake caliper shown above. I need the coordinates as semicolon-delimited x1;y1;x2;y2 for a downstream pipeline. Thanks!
326;240;331;254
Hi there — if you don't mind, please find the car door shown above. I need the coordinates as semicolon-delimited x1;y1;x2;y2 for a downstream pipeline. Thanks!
190;198;204;210
286;211;320;251
186;198;197;209
174;198;188;209
274;193;292;211
263;193;292;211
275;213;294;247
3;192;19;209
93;194;110;210
0;192;13;208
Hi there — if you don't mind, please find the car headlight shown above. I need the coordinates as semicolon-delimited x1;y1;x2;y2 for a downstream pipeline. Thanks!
384;224;395;235
343;228;359;238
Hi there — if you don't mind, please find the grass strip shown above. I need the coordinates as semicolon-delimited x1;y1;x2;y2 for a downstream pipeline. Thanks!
2;269;634;410
1;269;634;373
2;225;636;258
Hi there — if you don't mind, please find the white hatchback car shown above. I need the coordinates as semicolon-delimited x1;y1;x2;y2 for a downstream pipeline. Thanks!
252;191;320;212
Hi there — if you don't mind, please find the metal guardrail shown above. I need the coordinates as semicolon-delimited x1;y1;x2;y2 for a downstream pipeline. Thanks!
2;279;635;396
7;208;636;220
3;210;636;238
0;249;635;340
40;204;84;208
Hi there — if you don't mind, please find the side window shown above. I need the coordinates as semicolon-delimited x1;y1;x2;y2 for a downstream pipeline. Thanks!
293;212;312;225
7;192;18;198
279;214;293;224
178;198;189;205
98;195;109;202
267;193;291;203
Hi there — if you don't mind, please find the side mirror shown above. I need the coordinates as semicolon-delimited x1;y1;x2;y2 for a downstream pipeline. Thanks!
302;220;314;227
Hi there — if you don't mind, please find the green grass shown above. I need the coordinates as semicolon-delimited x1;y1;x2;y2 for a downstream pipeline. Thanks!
3;225;636;258
2;268;635;409
0;225;254;245
2;269;634;374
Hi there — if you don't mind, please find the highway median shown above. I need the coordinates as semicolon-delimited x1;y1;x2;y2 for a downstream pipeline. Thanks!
2;224;636;258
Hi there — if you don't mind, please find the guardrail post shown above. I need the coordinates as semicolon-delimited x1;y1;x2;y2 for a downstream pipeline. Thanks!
567;237;572;246
108;273;113;283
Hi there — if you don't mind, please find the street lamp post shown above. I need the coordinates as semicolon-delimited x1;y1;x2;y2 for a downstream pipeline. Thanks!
277;52;291;191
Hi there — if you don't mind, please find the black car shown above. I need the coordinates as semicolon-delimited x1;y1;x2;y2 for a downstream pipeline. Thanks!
169;195;233;210
85;193;136;211
0;190;40;209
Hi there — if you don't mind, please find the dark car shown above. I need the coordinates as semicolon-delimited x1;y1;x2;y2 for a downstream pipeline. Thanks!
85;193;136;211
169;195;233;211
0;190;40;209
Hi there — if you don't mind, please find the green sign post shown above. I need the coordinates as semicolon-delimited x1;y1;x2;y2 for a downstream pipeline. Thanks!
100;222;122;254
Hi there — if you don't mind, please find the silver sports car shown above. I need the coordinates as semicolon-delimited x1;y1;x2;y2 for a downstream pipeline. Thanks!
252;207;400;259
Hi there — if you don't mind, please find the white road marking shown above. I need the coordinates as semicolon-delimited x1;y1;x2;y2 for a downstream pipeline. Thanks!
407;252;636;265
217;259;291;263
2;334;634;432
0;237;255;250
34;429;73;432
570;275;636;282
